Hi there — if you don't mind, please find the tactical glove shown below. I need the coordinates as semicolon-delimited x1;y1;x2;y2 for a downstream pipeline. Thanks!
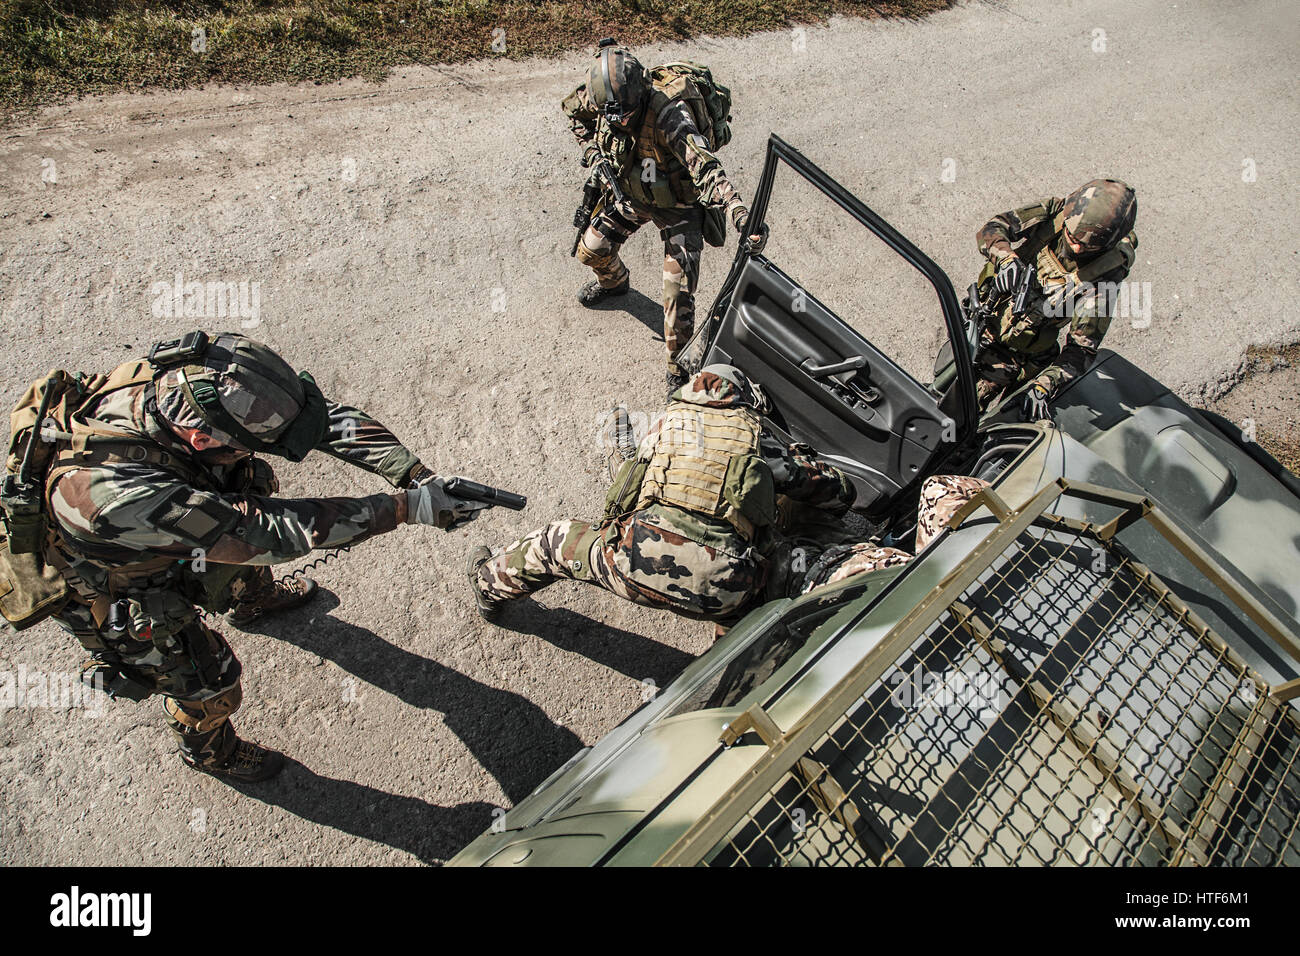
1020;383;1052;422
406;477;491;530
732;208;769;254
993;255;1025;295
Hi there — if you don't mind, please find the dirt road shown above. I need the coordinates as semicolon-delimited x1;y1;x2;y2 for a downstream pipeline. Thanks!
1;0;1296;864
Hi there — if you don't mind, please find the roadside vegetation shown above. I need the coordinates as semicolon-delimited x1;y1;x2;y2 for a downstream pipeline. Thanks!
1;0;952;119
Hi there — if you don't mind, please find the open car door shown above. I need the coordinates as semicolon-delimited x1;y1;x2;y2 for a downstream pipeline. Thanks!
686;135;979;518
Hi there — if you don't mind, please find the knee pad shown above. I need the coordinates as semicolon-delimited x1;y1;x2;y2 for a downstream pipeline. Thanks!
164;682;243;733
575;236;604;267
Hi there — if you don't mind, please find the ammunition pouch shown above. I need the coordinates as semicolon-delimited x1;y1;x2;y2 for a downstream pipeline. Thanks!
0;530;71;630
722;453;777;531
604;457;649;519
0;475;46;555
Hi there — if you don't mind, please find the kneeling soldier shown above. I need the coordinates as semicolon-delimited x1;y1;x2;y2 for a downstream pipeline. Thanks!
1;331;489;782
469;365;854;626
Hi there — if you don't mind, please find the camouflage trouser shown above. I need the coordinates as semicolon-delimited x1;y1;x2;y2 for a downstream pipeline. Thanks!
576;201;705;376
800;475;990;594
53;600;244;768
476;513;763;623
974;329;1059;408
44;454;278;768
915;475;989;551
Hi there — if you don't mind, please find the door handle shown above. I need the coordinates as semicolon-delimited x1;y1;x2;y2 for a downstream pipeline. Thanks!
800;355;867;378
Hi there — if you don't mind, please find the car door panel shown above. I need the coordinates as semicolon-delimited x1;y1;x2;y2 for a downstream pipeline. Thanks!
698;135;977;517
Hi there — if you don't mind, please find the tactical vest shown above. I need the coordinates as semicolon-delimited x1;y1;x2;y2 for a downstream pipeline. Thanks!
992;212;1137;355
597;89;701;210
1;360;208;629
631;402;772;540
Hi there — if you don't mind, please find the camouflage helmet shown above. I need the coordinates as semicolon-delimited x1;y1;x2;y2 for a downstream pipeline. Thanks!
1061;179;1137;253
676;364;769;413
587;39;648;126
152;330;328;462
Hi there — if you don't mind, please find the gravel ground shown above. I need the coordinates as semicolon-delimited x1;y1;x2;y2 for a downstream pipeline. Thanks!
1;0;1296;865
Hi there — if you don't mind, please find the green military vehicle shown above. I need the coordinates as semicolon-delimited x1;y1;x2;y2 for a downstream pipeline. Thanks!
450;137;1300;867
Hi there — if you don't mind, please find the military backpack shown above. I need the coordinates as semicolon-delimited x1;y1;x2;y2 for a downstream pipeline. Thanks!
649;62;733;151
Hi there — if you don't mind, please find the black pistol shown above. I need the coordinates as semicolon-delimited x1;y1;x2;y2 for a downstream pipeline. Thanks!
444;478;527;511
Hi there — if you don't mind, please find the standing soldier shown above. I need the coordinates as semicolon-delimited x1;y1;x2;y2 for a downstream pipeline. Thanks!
563;40;764;391
0;331;491;782
467;365;854;626
970;179;1138;419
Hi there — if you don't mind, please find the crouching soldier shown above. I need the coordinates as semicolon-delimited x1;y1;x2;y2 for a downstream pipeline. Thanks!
468;365;854;627
970;179;1138;419
0;331;490;782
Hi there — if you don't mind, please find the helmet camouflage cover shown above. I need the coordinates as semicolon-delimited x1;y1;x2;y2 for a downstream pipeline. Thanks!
587;42;648;125
1061;179;1138;252
675;364;769;413
154;333;318;456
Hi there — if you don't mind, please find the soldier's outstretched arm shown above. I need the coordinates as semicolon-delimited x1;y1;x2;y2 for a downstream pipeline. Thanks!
766;444;856;515
49;469;411;566
976;197;1063;263
47;465;475;567
314;400;427;487
659;102;748;228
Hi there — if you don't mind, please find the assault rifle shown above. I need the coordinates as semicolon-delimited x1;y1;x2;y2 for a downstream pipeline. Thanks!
961;259;1038;359
570;158;629;257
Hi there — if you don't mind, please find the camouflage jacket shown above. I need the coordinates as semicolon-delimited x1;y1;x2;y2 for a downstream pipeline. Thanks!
562;82;745;218
976;197;1138;393
47;377;419;591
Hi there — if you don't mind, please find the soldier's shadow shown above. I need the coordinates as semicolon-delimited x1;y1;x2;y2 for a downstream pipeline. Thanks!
231;761;496;865
496;602;694;686
250;592;585;806
233;592;597;861
585;287;664;341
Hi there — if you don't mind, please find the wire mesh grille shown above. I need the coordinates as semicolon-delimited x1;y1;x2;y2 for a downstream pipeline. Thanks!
703;513;1300;867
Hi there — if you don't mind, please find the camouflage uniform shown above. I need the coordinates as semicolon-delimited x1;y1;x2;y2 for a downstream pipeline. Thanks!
973;183;1138;407
799;475;989;594
42;355;422;770
476;369;854;624
563;76;748;377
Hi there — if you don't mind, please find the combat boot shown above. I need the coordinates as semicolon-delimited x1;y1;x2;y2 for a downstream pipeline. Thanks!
578;278;630;307
228;575;318;626
182;736;285;783
467;546;502;622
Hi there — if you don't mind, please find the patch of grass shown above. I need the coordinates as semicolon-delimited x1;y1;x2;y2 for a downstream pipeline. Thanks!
1;0;954;120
